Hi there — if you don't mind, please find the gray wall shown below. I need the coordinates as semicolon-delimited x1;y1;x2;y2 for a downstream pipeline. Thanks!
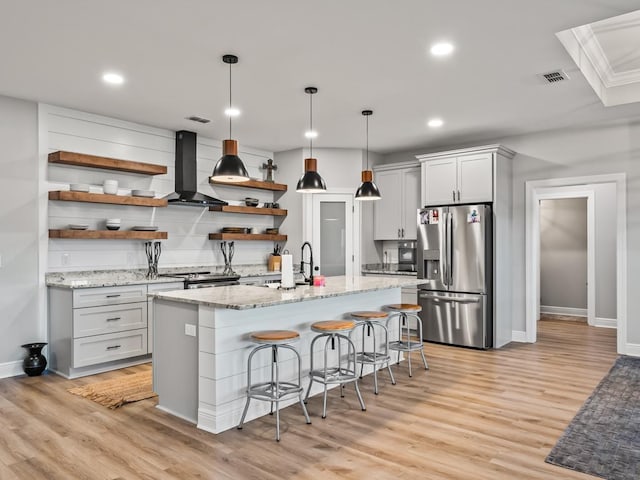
0;95;39;367
594;183;617;319
540;198;587;310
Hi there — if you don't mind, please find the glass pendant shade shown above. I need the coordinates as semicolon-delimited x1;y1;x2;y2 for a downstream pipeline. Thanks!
355;169;381;200
296;157;326;192
211;139;249;182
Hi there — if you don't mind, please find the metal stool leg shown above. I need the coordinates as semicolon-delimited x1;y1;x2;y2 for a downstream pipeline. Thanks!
381;321;396;385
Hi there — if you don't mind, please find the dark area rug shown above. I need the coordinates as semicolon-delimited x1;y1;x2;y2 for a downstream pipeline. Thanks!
546;355;640;479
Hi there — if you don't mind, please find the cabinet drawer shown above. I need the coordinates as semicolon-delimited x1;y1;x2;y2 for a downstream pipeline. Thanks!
73;285;148;308
73;329;148;368
73;302;147;338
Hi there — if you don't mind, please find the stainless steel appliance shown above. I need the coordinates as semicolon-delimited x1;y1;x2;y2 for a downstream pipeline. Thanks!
160;271;240;289
397;241;416;272
417;204;492;348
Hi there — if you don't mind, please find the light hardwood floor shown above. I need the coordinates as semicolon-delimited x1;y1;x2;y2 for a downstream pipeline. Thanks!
0;318;617;479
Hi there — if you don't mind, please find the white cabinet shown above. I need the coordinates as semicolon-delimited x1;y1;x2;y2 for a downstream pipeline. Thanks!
373;164;421;240
49;281;183;378
422;152;493;205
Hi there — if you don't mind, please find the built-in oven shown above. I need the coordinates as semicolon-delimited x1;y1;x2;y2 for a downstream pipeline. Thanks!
160;271;240;289
397;241;417;272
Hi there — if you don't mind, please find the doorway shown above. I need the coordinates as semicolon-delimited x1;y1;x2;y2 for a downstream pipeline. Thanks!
539;196;593;324
304;190;360;277
525;174;626;354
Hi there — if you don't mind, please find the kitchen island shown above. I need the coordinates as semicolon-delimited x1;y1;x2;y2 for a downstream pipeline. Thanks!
150;275;424;434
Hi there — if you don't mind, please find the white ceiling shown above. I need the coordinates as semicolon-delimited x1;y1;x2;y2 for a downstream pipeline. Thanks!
2;1;640;154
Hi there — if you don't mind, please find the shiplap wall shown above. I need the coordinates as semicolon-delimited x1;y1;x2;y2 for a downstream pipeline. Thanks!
43;104;278;271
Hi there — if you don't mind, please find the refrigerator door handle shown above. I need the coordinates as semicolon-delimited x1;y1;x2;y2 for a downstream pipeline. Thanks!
419;293;480;304
442;212;449;287
447;212;454;286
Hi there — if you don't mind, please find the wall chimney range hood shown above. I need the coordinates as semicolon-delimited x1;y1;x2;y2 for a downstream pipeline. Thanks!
165;130;228;207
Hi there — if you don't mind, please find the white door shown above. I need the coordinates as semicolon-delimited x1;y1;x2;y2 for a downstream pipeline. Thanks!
424;158;457;205
312;193;356;277
401;166;421;239
373;169;402;240
458;153;493;203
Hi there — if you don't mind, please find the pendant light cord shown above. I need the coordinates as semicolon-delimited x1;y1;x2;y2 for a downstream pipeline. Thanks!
366;114;369;169
309;92;313;158
228;61;232;139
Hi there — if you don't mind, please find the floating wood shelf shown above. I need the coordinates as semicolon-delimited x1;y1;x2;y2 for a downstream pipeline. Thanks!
209;178;287;192
209;205;287;216
48;151;167;175
49;230;168;240
49;191;167;207
208;233;287;241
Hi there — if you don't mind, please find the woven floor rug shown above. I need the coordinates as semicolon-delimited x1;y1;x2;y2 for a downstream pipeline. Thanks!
68;369;156;409
546;355;640;479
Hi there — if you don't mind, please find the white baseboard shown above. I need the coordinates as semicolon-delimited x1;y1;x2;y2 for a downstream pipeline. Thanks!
0;360;24;379
540;305;587;317
594;317;617;329
511;331;529;343
622;343;640;357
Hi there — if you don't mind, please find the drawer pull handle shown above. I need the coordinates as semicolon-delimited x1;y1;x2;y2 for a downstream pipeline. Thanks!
106;345;121;351
106;317;121;322
106;294;121;298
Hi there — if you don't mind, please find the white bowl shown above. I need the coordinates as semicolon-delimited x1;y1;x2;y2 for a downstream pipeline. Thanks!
103;180;118;195
70;183;90;192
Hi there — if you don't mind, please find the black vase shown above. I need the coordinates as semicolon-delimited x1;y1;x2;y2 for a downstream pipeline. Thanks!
21;342;48;376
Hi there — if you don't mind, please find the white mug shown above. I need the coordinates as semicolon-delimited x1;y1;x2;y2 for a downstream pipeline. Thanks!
103;179;118;195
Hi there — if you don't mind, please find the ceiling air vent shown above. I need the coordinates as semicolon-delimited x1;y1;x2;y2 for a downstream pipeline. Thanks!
540;69;570;84
185;115;211;124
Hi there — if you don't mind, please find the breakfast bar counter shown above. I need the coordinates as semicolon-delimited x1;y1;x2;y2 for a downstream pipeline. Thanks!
150;275;424;434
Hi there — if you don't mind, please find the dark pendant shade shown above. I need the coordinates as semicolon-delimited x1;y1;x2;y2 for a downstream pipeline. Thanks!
296;157;326;192
355;169;381;200
211;139;249;182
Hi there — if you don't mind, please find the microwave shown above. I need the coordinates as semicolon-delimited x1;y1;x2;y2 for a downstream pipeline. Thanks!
398;241;416;272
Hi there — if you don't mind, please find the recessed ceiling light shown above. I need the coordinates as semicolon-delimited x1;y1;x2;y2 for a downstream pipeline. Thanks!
224;107;240;117
428;118;444;128
102;72;124;85
430;42;454;57
305;130;318;139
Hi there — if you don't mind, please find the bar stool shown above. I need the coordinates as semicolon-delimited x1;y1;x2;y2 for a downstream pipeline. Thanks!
349;311;396;394
237;330;311;441
304;320;366;418
385;304;429;377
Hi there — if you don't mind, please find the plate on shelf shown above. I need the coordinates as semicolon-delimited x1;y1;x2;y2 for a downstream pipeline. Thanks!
69;183;90;192
69;224;89;230
131;189;155;198
132;226;159;231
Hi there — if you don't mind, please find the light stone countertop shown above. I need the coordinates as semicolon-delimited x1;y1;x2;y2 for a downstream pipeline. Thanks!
46;264;281;289
150;275;426;310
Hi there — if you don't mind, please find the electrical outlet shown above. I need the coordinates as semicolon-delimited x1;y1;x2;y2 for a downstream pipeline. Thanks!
184;324;196;337
61;253;70;266
127;252;136;265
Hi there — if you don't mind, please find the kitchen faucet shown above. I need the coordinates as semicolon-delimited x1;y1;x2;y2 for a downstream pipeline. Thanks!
300;241;315;285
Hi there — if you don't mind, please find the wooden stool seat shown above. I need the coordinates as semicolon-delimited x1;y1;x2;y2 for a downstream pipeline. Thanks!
385;303;422;312
311;320;356;333
250;330;300;344
350;311;388;320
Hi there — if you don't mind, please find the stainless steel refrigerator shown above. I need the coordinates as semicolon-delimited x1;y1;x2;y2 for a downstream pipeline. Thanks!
416;204;492;348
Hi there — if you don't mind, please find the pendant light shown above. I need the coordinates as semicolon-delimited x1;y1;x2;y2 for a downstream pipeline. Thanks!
296;86;327;192
355;109;381;200
210;54;250;182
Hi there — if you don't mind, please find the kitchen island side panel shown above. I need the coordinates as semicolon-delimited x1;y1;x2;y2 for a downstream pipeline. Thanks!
153;299;199;423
